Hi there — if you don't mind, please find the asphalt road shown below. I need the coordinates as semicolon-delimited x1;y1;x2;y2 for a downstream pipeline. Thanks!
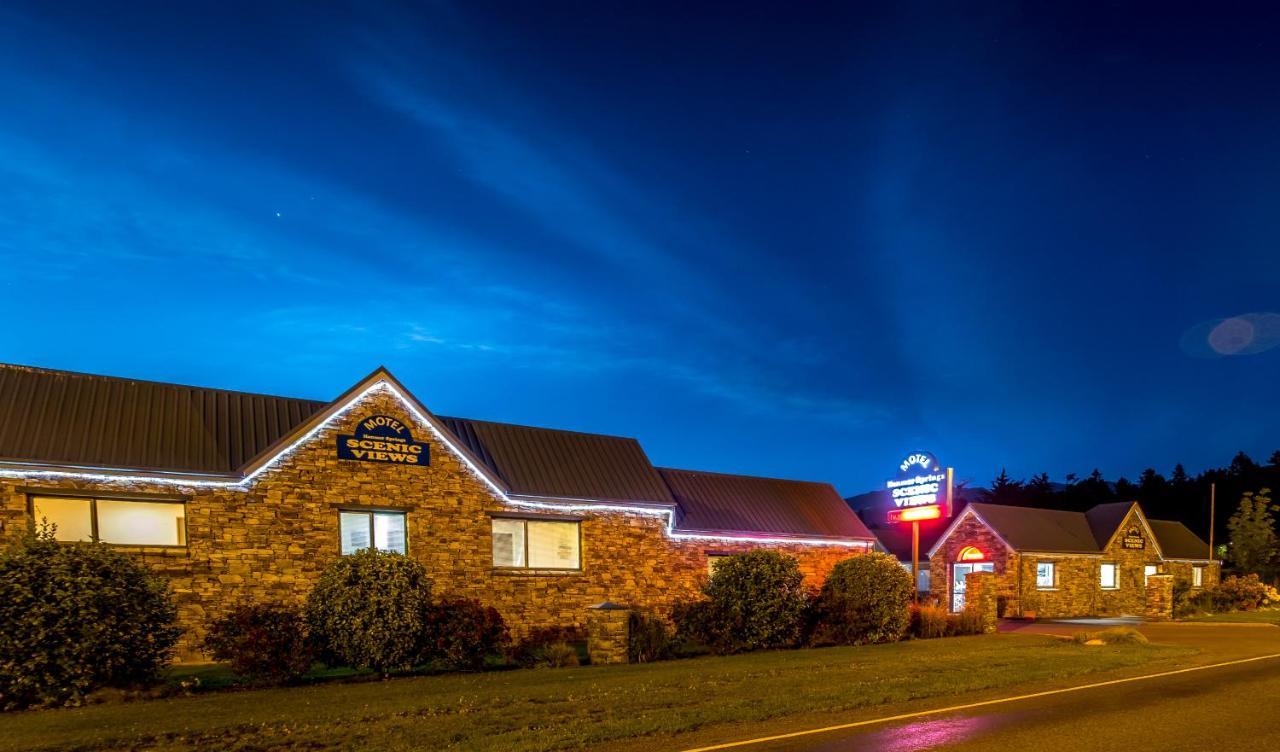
727;623;1280;752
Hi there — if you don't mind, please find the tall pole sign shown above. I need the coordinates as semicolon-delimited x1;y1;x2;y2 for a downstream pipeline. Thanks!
886;451;953;602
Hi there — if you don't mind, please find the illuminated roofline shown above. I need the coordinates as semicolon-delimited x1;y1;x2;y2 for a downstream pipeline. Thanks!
0;377;869;548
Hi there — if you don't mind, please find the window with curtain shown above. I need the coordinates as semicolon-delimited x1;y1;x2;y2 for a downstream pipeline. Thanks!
339;510;407;555
491;518;580;569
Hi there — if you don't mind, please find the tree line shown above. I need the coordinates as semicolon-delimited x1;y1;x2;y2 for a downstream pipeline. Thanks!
973;450;1280;553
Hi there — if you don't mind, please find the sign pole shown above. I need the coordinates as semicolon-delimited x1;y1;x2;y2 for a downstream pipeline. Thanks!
911;520;920;604
945;467;954;518
1208;482;1216;561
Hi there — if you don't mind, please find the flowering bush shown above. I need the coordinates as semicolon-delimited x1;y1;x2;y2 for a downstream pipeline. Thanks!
1209;574;1277;612
205;603;313;685
420;598;509;670
0;529;180;709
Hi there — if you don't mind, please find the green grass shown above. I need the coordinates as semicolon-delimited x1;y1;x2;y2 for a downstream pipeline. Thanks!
1184;609;1280;624
0;635;1189;752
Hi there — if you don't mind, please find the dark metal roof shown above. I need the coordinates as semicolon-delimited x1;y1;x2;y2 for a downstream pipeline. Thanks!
659;467;874;540
1147;519;1212;560
0;364;326;474
436;416;675;505
967;503;1102;553
1085;502;1137;547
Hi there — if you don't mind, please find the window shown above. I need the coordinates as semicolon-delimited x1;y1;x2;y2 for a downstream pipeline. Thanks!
1192;566;1204;588
339;510;406;555
491;518;580;569
1100;563;1119;589
1144;564;1158;585
708;553;730;576
1036;561;1056;589
30;495;185;546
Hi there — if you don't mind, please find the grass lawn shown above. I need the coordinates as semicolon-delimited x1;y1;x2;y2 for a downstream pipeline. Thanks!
1184;609;1280;624
0;634;1191;752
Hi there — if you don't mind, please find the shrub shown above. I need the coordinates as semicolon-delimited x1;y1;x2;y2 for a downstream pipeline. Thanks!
0;529;180;709
304;549;432;674
420;598;509;671
204;602;313;685
819;553;913;645
1209;574;1278;612
510;626;585;668
910;604;950;639
627;612;675;663
695;551;808;653
947;607;987;636
1073;627;1148;645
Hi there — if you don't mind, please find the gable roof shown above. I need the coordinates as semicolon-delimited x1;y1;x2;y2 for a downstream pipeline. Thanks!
0;363;326;475
1085;502;1138;548
966;502;1102;553
660;467;874;541
930;500;1206;560
1147;519;1212;560
0;362;870;542
437;416;674;506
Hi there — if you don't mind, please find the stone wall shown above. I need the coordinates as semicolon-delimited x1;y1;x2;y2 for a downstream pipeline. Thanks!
930;505;1218;620
1;390;865;661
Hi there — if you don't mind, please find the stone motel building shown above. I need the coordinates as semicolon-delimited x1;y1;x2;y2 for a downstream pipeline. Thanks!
928;501;1220;618
0;364;878;660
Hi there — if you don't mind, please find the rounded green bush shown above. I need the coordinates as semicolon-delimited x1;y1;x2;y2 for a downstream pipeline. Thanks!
0;530;180;709
819;552;913;645
699;550;808;653
305;549;432;674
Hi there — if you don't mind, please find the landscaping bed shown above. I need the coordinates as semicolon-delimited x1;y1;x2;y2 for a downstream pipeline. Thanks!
0;634;1191;752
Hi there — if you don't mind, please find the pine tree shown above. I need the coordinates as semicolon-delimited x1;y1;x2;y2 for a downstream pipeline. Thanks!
984;468;1025;505
1170;463;1190;487
1269;450;1280;467
1027;472;1053;500
1230;451;1259;476
1227;488;1278;576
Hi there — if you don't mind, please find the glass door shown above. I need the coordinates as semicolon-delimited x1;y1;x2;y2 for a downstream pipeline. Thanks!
951;562;994;611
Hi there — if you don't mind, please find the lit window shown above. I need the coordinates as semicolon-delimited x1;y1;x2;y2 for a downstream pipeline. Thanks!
1036;562;1056;589
491;518;580;569
1192;566;1204;588
708;553;731;576
31;495;185;546
1144;564;1158;584
340;510;407;555
1100;563;1118;589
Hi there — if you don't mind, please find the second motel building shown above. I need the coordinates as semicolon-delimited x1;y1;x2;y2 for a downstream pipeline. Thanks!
0;364;877;659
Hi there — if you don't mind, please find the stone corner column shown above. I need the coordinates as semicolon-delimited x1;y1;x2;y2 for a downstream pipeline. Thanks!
965;570;999;633
1145;574;1174;621
586;601;632;665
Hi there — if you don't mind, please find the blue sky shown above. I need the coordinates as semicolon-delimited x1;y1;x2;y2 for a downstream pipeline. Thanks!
1;2;1278;494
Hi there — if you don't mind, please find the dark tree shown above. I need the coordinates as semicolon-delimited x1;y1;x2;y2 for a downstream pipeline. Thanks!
1170;463;1190;487
1269;450;1280;468
1026;472;1053;503
983;468;1025;505
1230;451;1260;476
1114;477;1137;499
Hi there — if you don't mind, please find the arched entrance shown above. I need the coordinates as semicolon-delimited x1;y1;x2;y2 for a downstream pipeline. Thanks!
951;546;993;611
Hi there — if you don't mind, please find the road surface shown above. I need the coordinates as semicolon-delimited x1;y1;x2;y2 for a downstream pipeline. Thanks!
705;622;1280;752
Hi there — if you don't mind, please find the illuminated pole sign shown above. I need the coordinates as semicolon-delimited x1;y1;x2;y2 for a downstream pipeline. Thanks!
886;451;954;603
887;452;946;510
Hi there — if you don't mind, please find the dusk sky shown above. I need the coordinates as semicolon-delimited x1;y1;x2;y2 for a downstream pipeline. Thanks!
2;2;1278;494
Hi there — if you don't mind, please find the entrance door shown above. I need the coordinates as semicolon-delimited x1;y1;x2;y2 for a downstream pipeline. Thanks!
952;562;994;611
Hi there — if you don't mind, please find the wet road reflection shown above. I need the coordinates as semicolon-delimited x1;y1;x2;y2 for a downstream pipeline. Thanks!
799;713;1010;751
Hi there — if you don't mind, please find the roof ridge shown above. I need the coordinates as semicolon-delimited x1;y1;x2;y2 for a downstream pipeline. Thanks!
0;361;327;406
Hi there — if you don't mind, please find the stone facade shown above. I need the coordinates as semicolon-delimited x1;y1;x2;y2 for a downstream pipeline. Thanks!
930;506;1221;619
964;571;998;633
1144;574;1174;620
1;390;864;661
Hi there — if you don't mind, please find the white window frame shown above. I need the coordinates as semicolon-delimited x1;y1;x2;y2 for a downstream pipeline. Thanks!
338;509;408;555
1192;566;1204;588
491;517;582;571
1100;562;1119;590
1035;561;1056;590
29;494;187;547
